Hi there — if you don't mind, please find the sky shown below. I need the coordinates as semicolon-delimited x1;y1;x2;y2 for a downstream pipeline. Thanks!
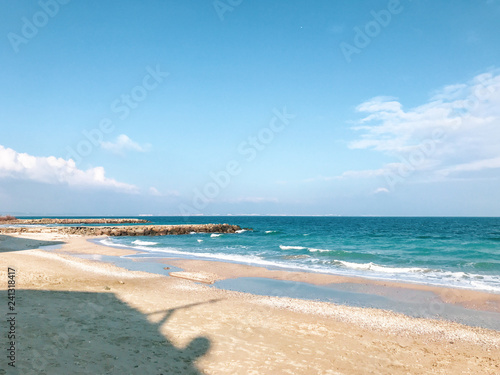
1;0;500;216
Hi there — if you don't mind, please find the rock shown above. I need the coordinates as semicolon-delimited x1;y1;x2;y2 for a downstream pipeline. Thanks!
0;223;247;237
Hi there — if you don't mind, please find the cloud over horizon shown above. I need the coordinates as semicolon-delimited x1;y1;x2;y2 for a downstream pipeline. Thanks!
0;145;138;193
340;70;500;188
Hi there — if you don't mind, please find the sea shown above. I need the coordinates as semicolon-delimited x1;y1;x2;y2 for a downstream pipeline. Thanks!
91;216;500;294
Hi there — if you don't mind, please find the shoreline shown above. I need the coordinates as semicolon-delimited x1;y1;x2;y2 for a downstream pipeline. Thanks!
85;236;500;314
160;258;500;312
86;238;500;331
5;231;500;315
1;232;500;373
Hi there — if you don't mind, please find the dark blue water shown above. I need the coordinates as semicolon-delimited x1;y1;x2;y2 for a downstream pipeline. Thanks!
87;216;500;293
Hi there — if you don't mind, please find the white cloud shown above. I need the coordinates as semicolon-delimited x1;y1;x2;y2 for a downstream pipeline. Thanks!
356;96;403;115
337;168;388;179
148;187;180;197
0;145;138;193
149;187;162;196
101;134;150;156
341;70;500;184
437;156;500;176
373;187;390;194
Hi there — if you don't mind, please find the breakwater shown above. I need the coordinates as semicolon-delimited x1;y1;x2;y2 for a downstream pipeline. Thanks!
0;224;243;236
2;218;150;225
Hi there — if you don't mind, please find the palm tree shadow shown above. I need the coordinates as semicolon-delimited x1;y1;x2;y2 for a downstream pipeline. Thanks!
2;290;220;374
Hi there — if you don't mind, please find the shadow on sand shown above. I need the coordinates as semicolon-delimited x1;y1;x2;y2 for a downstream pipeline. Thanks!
0;235;65;253
0;289;220;374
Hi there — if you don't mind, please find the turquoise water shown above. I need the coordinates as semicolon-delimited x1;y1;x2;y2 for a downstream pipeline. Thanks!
93;216;500;293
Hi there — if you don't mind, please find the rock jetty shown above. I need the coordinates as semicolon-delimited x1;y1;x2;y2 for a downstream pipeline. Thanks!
2;218;150;225
0;224;244;237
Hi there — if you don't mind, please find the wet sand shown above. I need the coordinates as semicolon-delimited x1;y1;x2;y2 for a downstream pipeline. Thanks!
162;258;500;314
1;232;499;374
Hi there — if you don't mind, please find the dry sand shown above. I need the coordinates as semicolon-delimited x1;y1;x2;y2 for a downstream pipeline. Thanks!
1;233;499;374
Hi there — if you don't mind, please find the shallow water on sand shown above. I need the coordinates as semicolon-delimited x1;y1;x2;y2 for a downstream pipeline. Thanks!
95;216;500;294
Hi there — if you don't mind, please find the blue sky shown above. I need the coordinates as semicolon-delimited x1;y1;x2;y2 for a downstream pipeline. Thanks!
1;0;500;216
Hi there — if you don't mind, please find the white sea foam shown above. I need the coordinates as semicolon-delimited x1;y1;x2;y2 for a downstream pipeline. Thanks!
279;245;307;250
308;248;331;253
132;240;158;246
99;239;129;248
197;239;203;243
235;229;247;233
100;238;500;294
265;230;277;234
128;247;282;267
193;251;500;292
128;245;179;253
211;233;222;238
333;260;428;274
329;260;500;292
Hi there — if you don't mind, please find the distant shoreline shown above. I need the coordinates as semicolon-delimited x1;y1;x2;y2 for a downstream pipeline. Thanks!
6;215;500;218
0;217;150;225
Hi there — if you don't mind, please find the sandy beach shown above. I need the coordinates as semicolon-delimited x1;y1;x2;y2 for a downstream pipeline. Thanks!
1;232;500;374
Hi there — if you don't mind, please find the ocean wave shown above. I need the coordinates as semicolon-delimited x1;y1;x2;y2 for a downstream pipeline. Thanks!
211;234;223;238
99;239;130;248
126;247;282;267
132;240;158;246
330;260;500;287
333;260;429;274
98;237;500;294
141;246;500;292
197;239;203;243
308;248;332;253
282;255;311;260
236;229;247;233
470;261;500;271
126;245;179;253
265;230;280;234
279;245;307;250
